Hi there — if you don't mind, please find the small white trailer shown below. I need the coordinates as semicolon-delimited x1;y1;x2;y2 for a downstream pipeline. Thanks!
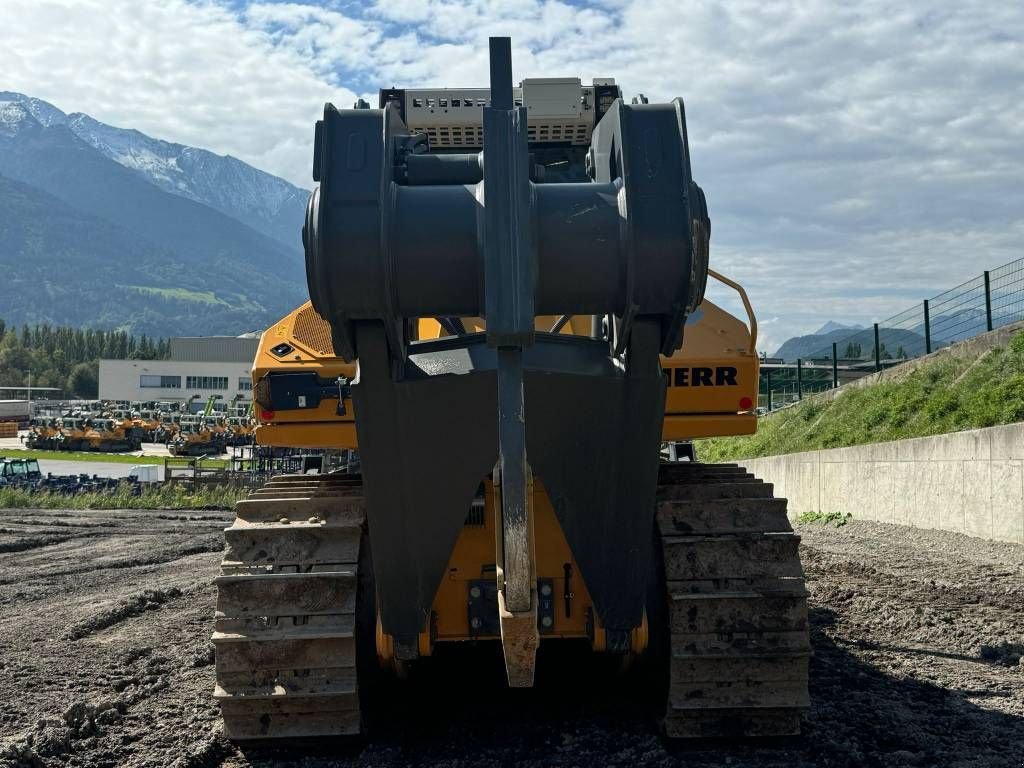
128;465;161;484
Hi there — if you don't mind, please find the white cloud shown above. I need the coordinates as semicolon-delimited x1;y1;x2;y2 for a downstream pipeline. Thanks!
1;0;355;186
2;0;1022;351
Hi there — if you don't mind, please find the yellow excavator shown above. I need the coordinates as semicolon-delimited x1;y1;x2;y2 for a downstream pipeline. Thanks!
213;38;808;741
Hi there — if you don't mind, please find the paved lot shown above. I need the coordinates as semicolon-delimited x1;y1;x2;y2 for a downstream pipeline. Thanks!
0;437;29;452
1;436;231;480
34;459;166;481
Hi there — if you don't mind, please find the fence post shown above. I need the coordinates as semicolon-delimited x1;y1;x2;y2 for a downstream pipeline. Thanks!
923;300;931;354
797;358;803;400
984;270;993;331
873;323;881;372
832;342;839;388
764;368;771;411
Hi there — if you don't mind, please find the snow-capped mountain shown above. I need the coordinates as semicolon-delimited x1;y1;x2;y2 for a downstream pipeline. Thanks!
0;93;66;129
0;101;29;135
0;91;309;337
0;91;307;250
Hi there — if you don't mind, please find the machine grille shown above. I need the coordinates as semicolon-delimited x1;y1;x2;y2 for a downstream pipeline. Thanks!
411;121;591;149
292;305;336;357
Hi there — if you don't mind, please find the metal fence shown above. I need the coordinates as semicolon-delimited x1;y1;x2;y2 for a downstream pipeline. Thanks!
163;447;360;491
764;257;1024;410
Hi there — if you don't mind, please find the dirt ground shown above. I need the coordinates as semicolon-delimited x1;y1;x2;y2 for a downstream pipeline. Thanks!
0;507;1021;768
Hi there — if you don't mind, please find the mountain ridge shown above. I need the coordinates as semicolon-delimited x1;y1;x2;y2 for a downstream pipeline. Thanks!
0;91;308;250
0;92;309;337
814;320;864;335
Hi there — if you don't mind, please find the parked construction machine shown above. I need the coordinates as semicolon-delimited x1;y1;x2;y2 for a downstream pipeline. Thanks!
167;416;224;457
24;418;62;450
78;418;143;452
0;456;42;486
213;39;808;741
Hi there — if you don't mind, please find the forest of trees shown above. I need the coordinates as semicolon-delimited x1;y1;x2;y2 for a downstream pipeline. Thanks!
0;318;169;399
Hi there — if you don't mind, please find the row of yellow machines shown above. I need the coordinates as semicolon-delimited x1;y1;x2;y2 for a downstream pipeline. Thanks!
24;397;255;454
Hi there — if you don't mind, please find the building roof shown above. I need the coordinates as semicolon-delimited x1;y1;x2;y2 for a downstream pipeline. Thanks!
169;336;260;363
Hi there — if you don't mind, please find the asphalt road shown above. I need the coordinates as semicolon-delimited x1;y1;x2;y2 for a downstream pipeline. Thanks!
33;459;166;481
1;434;235;480
0;436;167;480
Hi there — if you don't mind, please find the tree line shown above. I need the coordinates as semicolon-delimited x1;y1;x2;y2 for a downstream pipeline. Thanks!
0;319;170;399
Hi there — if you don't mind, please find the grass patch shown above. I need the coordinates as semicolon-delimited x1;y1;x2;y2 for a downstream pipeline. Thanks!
0;448;229;469
0;483;246;510
700;330;1024;462
797;510;851;527
119;285;228;306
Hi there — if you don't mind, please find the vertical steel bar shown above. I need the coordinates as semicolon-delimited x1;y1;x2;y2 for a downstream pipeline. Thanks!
496;347;530;611
832;342;838;389
489;38;513;110
764;368;771;411
797;359;803;401
482;38;533;348
484;36;533;615
984;270;993;331
924;300;932;354
874;323;881;372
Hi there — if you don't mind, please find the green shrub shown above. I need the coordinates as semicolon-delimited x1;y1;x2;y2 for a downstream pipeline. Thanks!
0;483;245;510
797;510;851;526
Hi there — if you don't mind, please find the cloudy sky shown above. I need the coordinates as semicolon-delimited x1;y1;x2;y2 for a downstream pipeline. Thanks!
4;0;1023;351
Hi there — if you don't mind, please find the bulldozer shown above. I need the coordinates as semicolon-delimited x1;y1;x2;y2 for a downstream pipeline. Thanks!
167;415;225;457
24;418;62;450
213;38;808;741
53;417;90;451
108;407;152;445
78;418;142;453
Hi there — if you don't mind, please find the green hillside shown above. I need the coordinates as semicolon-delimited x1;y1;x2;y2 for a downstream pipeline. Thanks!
700;330;1024;462
0;173;304;337
119;286;229;306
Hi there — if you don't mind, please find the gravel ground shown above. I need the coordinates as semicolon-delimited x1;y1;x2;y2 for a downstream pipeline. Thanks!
0;509;1021;768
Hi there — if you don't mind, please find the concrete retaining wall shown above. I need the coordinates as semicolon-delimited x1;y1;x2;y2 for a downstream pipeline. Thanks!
743;422;1024;544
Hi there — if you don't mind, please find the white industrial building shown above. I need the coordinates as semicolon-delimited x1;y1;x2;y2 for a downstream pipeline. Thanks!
99;336;260;405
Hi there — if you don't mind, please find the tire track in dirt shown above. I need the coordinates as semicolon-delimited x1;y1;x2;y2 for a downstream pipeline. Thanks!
66;587;185;639
0;535;78;554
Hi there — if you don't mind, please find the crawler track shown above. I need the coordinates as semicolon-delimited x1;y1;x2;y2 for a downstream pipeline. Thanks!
213;465;809;740
213;473;367;739
657;462;810;737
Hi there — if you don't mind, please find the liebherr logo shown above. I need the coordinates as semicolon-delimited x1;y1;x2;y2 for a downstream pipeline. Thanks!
663;366;739;387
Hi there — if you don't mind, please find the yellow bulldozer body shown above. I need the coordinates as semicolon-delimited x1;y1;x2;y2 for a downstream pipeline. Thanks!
211;41;812;739
253;277;757;451
247;273;757;659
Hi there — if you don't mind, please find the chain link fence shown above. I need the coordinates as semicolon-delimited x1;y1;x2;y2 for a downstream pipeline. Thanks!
763;256;1024;411
988;259;1024;332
